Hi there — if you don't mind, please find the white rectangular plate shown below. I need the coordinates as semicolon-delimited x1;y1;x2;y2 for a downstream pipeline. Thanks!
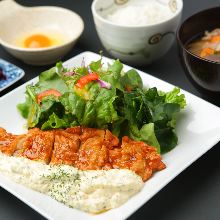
0;51;220;220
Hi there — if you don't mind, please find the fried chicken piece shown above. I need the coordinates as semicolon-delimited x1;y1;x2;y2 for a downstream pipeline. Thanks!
50;129;81;166
0;128;25;156
109;136;166;181
14;128;54;164
80;127;105;143
104;129;119;149
80;128;119;149
75;128;112;170
76;143;110;170
65;127;82;136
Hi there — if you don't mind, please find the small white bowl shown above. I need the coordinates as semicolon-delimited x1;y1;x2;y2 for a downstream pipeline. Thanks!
92;0;183;65
0;0;84;65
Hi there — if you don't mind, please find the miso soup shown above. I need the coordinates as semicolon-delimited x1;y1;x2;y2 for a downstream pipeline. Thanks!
188;28;220;62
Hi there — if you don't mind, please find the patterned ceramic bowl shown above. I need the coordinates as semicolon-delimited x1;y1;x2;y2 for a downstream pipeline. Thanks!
92;0;183;65
0;0;84;66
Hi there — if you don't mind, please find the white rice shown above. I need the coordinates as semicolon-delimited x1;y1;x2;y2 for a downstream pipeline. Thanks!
106;2;173;26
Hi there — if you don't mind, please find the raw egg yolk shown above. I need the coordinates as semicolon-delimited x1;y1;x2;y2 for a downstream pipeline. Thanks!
24;34;51;48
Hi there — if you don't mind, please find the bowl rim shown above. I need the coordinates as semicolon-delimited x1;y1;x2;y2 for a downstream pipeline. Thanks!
176;6;220;65
0;6;84;53
91;0;183;28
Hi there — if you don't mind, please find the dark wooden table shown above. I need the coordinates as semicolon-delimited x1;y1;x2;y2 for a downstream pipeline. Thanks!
0;0;220;219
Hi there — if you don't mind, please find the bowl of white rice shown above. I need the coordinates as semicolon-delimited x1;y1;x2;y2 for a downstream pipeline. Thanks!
92;0;183;65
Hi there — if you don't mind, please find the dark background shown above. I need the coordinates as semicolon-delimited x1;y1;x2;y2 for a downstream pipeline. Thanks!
0;0;220;219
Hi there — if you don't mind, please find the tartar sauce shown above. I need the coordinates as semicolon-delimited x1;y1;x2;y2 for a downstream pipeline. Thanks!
0;152;143;213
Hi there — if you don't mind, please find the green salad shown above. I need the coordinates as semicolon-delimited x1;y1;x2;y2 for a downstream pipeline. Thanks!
17;58;186;154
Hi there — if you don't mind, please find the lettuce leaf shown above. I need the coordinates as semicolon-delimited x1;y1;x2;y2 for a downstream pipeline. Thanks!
121;69;143;90
17;95;32;119
94;88;119;128
100;60;124;91
140;123;160;152
89;59;102;72
60;92;86;121
41;113;69;130
37;67;68;93
160;87;186;109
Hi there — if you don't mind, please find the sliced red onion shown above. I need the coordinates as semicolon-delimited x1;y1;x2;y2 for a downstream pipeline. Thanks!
63;71;76;76
97;79;112;89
